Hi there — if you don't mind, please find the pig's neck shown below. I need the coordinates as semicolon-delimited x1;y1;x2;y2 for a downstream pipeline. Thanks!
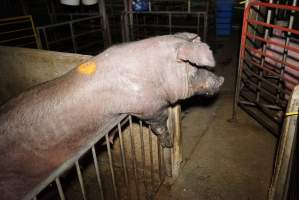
161;62;190;104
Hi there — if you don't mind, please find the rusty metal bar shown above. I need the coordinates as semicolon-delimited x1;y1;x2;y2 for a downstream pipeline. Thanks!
91;145;105;200
105;134;119;200
117;123;129;187
128;116;140;199
75;161;87;200
55;178;66;200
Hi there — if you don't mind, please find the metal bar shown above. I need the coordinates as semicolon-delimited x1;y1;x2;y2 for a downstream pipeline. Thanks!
0;19;31;26
91;145;105;200
247;46;299;73
157;137;163;181
124;11;207;15
117;123;129;187
42;28;49;50
249;1;299;11
148;126;154;191
276;0;297;104
0;27;33;35
29;15;41;49
128;116;140;199
139;120;147;194
69;23;77;53
203;13;208;42
55;178;66;200
232;0;251;120
36;16;101;29
0;35;35;44
168;13;172;34
248;19;299;36
256;0;273;104
75;161;87;200
246;33;299;54
105;134;119;200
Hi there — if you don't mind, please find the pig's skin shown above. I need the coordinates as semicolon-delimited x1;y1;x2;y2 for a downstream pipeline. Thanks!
0;33;223;200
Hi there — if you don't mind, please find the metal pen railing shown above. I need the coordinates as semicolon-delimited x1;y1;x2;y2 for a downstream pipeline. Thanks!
37;15;109;55
25;105;182;200
233;1;299;135
0;15;41;49
121;11;208;42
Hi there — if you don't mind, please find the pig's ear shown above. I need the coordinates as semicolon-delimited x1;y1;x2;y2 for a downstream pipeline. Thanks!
177;42;216;67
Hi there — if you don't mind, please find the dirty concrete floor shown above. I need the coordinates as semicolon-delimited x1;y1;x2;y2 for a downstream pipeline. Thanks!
155;32;278;200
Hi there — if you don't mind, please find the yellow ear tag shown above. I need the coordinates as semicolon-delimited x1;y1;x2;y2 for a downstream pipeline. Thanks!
77;61;96;75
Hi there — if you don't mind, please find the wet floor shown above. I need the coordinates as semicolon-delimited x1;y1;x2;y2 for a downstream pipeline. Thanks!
155;32;278;200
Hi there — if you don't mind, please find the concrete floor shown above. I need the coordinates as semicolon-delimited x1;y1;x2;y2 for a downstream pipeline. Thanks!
155;32;278;200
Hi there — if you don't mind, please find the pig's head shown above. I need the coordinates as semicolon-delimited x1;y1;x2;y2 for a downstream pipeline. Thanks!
187;68;224;97
172;33;223;97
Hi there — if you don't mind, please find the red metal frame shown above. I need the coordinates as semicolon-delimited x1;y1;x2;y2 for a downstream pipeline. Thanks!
233;0;299;134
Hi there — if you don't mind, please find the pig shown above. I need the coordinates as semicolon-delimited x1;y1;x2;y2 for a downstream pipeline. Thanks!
0;32;223;200
252;29;299;96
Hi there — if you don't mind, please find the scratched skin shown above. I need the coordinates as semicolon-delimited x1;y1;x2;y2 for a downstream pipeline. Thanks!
0;33;223;200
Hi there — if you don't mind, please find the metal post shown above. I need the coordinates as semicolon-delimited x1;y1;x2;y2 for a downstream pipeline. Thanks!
55;178;66;200
91;145;105;200
75;161;87;200
105;134;119;200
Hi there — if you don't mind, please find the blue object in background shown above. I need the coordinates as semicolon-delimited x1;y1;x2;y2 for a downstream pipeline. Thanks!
216;0;234;36
132;0;149;11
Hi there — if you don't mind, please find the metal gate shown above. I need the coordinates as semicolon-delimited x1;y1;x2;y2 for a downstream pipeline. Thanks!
233;1;299;135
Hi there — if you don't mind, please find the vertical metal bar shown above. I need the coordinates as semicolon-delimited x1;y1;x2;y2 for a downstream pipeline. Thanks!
69;22;77;53
157;137;163;181
129;116;140;199
55;178;66;200
139;120;147;194
42;28;49;50
168;13;172;34
276;0;297;103
188;0;191;12
148;126;154;192
232;3;253;120
203;13;208;42
91;145;105;200
75;161;87;200
118;123;129;187
196;14;200;36
256;0;273;103
105;134;119;200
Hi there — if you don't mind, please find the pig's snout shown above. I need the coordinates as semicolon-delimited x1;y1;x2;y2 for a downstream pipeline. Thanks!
190;69;224;97
205;76;224;96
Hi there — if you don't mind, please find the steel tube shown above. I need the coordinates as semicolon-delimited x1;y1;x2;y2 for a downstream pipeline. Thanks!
105;134;119;200
91;145;105;200
55;178;66;200
75;161;87;200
